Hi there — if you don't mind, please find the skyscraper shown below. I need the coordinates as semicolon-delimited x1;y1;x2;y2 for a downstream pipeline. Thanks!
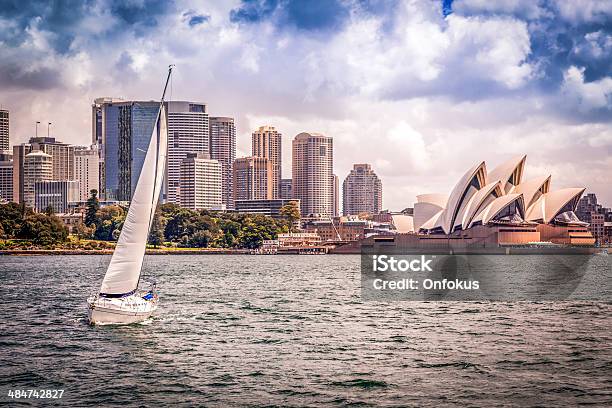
0;109;8;151
233;157;272;201
12;137;75;204
12;144;32;203
292;132;334;217
23;151;52;208
252;125;282;198
29;137;74;181
342;163;382;216
0;151;12;203
279;178;292;199
180;153;223;210
92;97;125;197
210;117;236;209
73;146;100;202
166;101;209;204
94;99;159;201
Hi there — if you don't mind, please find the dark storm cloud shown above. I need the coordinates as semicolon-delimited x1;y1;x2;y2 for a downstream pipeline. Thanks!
0;0;173;54
0;0;175;90
0;62;61;90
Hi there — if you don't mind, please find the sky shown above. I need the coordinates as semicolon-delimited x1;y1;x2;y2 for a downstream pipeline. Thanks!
0;0;611;210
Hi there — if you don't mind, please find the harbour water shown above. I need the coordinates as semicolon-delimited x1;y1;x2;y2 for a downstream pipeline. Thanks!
1;255;611;406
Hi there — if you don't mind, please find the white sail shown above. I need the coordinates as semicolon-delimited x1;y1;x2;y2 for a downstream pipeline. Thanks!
99;104;168;296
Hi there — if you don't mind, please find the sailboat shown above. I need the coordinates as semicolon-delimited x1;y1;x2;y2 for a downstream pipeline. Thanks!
87;66;172;325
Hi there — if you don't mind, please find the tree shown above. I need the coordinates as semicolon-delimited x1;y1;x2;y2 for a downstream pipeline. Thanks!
85;189;100;227
44;204;55;216
279;200;301;232
94;205;125;241
0;202;31;238
148;206;165;248
188;230;213;248
74;222;94;240
19;213;68;246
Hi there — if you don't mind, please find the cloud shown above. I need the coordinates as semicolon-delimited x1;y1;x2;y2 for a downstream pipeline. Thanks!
0;0;610;209
560;66;612;114
230;0;350;32
183;10;210;27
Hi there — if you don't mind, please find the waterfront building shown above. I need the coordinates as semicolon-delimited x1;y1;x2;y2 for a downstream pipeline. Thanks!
292;132;334;218
166;101;209;204
0;151;12;202
34;180;80;213
233;156;272;201
342;164;383;216
279;178;292;199
73;146;99;202
303;217;372;241
179;153;223;210
23;151;52;208
92;98;159;201
29;137;74;181
252;126;282;198
0;109;8;151
210;117;236;209
410;155;593;245
576;193;601;224
233;198;300;219
589;213;605;244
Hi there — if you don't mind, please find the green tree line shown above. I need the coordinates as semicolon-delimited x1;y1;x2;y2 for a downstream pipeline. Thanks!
0;190;300;249
0;202;68;246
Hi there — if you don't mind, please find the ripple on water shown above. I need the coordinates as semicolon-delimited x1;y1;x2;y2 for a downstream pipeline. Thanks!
0;254;610;407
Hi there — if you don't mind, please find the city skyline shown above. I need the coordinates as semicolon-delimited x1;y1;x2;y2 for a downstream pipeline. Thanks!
0;1;610;209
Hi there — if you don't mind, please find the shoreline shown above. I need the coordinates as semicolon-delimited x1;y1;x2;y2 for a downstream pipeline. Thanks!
0;249;254;256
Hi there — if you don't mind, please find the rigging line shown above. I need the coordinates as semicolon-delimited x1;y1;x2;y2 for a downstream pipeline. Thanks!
137;65;173;292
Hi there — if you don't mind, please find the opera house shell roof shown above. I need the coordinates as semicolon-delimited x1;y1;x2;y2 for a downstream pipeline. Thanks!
414;155;587;234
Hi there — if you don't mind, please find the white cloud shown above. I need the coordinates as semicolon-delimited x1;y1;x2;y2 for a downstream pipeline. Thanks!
561;66;612;112
1;0;610;211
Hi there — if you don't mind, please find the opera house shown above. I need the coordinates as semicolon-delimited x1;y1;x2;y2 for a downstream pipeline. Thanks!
338;155;595;253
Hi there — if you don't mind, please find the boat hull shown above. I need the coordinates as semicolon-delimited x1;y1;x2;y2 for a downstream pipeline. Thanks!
87;294;158;325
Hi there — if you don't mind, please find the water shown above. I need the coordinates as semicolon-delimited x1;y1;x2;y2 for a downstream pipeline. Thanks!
1;255;611;406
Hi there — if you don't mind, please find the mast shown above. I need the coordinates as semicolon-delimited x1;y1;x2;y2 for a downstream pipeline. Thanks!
140;65;174;287
99;65;173;297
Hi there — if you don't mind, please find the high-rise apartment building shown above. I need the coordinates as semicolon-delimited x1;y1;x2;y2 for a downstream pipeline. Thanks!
210;117;236;209
233;157;272;201
179;153;223;210
166;101;209;204
29;137;74;181
0;151;13;202
23;151;52;208
342;164;383;216
292;132;334;217
12;137;74;204
279;178;292;199
94;99;159;201
252;125;282;198
12;144;32;203
0;109;8;151
73;146;100;202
